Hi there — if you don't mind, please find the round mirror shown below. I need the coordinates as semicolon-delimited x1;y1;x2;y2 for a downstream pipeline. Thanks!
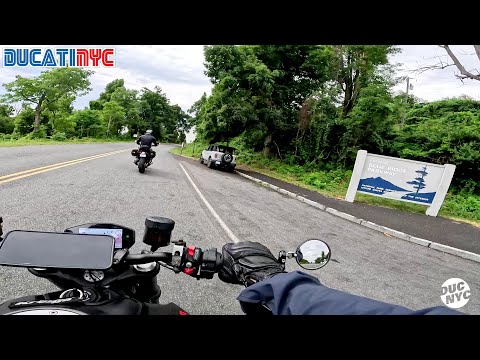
295;239;331;270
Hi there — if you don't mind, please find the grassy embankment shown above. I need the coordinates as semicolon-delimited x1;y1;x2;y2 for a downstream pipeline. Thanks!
0;137;132;147
171;142;480;226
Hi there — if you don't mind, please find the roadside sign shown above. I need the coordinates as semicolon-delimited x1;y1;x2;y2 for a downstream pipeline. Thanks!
345;150;456;216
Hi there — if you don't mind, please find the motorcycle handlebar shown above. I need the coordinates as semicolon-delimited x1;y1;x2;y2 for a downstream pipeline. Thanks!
124;252;172;265
123;246;223;279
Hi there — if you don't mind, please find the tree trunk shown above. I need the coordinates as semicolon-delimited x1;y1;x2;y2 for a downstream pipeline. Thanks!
51;111;56;132
33;94;46;132
294;128;301;157
263;134;272;157
107;116;112;136
343;79;356;116
341;52;362;116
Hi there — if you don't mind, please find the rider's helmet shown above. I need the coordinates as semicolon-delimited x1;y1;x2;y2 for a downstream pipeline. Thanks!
145;130;153;135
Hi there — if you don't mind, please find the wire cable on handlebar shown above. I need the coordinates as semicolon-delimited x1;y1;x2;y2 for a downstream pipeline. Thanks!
158;261;179;273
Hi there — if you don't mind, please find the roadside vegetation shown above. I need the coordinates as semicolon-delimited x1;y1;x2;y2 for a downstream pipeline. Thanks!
173;45;480;225
171;141;480;225
0;135;132;147
0;68;190;146
2;46;478;225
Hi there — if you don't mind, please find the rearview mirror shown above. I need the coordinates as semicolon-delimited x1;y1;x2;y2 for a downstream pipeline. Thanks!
295;239;331;270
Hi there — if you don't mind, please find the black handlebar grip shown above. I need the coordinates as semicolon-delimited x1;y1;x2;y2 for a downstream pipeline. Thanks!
124;252;172;265
199;248;223;279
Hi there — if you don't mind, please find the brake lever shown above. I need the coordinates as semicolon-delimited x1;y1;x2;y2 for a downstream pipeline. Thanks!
158;260;180;273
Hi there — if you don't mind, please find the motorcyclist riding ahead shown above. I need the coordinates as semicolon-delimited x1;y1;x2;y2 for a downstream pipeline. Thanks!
134;130;158;165
136;130;158;148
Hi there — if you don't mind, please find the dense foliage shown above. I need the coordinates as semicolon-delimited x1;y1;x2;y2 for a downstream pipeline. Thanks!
2;47;479;196
0;69;189;143
189;45;479;193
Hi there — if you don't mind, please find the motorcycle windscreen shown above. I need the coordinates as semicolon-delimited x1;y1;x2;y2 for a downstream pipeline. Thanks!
0;230;114;269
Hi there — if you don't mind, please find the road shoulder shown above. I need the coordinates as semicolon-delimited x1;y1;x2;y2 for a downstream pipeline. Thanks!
171;153;480;262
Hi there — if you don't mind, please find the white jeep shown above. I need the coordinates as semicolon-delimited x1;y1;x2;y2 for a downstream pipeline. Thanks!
200;144;237;172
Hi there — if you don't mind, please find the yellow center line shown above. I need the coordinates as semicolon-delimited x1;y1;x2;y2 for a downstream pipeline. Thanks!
0;149;129;181
0;149;130;185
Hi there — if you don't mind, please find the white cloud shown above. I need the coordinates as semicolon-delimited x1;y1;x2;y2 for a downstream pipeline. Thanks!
0;45;213;112
0;45;478;115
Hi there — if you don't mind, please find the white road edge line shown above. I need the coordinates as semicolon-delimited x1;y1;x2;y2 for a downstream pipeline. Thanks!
234;169;480;264
179;162;240;243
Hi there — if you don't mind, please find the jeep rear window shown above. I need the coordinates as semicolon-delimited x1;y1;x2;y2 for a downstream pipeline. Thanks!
218;146;234;153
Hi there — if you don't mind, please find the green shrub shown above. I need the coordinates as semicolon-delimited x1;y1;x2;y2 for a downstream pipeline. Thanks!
24;129;47;140
51;132;67;141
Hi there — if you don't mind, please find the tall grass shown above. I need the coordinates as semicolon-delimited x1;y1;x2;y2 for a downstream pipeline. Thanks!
171;142;480;225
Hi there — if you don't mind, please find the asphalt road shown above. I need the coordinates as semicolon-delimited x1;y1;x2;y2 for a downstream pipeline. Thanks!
237;168;480;254
0;143;479;314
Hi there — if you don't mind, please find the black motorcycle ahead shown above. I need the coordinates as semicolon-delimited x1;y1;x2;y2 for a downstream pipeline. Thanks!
131;143;157;173
0;216;331;315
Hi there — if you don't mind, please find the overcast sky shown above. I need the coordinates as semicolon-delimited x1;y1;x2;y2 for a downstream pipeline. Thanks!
1;45;479;114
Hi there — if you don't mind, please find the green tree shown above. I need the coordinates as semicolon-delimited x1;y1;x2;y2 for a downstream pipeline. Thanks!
201;45;280;150
44;95;75;134
0;105;15;134
138;87;174;141
327;45;398;116
112;87;141;134
341;82;395;162
14;107;36;135
69;109;104;138
392;98;480;192
188;92;208;128
2;68;93;133
90;79;125;110
293;88;341;165
170;104;191;143
102;101;125;136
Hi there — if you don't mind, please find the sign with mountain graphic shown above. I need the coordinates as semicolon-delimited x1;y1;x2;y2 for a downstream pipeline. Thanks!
345;150;456;216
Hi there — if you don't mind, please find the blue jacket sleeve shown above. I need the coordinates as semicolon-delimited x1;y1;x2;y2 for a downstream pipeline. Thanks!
237;271;463;315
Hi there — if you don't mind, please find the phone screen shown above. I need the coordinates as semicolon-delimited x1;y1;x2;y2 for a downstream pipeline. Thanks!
79;228;123;249
0;230;114;269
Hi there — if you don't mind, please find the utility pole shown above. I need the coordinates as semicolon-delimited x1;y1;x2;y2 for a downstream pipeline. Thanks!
400;77;411;128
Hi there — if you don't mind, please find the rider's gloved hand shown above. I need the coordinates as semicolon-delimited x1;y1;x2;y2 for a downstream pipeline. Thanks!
218;241;286;287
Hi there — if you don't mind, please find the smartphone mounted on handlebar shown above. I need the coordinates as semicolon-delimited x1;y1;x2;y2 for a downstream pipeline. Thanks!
0;230;115;269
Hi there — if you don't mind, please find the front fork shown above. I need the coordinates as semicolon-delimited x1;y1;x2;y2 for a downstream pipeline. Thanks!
126;274;161;304
114;261;162;304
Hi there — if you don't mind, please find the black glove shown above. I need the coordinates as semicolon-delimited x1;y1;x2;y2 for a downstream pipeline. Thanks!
218;241;286;287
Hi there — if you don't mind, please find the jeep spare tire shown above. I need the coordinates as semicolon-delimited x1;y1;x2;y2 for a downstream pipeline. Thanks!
222;153;233;164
